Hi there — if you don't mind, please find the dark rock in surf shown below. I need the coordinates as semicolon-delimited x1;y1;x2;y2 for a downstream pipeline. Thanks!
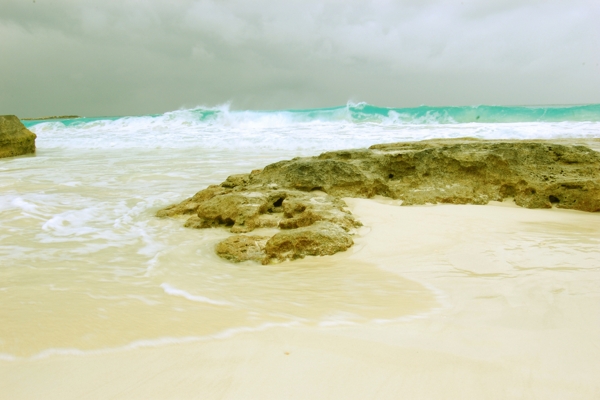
0;115;36;159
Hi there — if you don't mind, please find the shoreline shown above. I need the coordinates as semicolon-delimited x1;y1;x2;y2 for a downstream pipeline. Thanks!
2;198;599;399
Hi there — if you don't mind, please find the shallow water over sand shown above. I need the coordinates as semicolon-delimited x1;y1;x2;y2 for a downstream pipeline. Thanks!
0;144;438;358
2;115;600;359
2;198;599;399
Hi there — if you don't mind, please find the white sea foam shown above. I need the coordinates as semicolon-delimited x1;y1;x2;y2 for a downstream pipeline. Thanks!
27;104;600;152
13;321;302;361
9;197;38;213
160;283;232;306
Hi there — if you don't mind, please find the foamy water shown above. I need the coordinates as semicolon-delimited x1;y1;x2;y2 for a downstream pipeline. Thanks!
2;104;599;359
23;103;600;151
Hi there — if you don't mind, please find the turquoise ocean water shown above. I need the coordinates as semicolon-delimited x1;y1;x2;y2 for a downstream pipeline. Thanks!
23;102;600;128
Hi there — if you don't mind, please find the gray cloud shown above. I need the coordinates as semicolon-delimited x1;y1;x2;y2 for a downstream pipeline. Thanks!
1;0;599;117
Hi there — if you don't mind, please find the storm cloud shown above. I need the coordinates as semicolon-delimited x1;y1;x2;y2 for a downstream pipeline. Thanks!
1;0;598;117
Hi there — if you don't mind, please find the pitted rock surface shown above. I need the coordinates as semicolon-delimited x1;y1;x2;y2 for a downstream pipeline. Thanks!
158;139;600;263
263;222;354;264
159;187;360;235
215;235;270;263
215;222;353;264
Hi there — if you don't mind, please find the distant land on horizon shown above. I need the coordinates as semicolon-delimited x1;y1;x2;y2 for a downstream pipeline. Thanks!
20;115;82;121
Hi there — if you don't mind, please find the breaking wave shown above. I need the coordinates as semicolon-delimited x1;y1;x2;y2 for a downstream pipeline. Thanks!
22;102;600;152
23;102;600;127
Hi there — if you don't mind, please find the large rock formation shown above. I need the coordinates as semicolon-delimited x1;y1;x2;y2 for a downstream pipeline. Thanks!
257;139;600;211
0;115;36;158
159;139;600;263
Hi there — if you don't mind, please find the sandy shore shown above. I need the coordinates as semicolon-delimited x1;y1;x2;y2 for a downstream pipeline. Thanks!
2;198;599;399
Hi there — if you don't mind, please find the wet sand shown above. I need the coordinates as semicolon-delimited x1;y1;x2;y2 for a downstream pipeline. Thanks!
2;198;600;399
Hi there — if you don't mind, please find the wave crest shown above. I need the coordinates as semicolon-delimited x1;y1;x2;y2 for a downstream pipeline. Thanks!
24;102;600;129
23;102;600;151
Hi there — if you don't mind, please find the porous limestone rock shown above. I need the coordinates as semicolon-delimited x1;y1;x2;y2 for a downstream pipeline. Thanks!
214;222;353;264
0;115;36;158
215;235;270;263
368;140;600;211
158;139;600;263
250;139;600;212
161;187;360;234
263;222;354;264
156;185;228;218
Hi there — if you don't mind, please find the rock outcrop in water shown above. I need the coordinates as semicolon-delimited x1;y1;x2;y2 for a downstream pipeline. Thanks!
159;139;600;263
0;115;36;159
158;184;359;264
214;222;353;264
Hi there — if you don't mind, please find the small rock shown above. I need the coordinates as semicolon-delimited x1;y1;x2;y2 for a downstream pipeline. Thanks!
215;235;269;263
263;222;354;264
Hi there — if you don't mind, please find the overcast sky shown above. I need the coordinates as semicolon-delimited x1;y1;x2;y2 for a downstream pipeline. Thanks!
1;0;599;117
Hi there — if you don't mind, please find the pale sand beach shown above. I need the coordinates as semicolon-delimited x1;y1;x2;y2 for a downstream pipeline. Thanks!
2;198;599;399
4;0;600;397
